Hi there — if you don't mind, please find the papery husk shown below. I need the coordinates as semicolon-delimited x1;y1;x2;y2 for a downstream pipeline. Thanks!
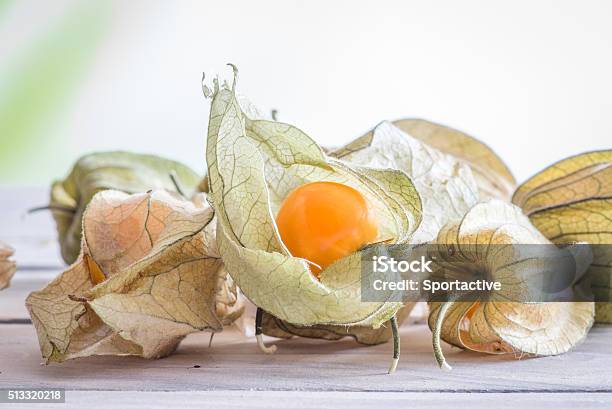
27;190;243;363
205;70;421;330
0;241;17;290
330;120;480;244
261;304;413;345
512;151;612;322
427;200;594;368
392;119;516;200
50;151;201;264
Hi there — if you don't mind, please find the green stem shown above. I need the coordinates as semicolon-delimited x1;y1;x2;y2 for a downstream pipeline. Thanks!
433;301;454;371
388;314;400;374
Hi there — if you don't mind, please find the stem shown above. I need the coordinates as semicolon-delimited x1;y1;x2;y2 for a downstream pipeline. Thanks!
433;301;454;371
169;172;187;198
255;307;277;354
28;205;75;215
388;314;400;374
208;332;215;348
271;109;278;121
0;318;32;324
68;294;90;303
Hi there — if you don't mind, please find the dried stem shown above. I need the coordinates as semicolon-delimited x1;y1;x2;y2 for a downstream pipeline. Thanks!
255;307;277;354
169;172;187;198
28;205;75;215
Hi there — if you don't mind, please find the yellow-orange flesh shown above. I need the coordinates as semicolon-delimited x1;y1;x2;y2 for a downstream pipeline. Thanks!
276;181;378;277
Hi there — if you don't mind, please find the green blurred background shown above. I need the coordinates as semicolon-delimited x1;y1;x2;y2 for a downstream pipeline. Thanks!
0;0;113;184
1;0;610;187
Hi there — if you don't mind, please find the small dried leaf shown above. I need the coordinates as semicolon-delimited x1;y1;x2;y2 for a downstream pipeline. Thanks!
26;190;243;363
206;76;421;328
0;241;17;291
49;152;201;264
428;200;594;363
512;151;612;322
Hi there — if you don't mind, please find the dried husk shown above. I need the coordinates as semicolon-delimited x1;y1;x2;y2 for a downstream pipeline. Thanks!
428;200;594;368
205;72;422;330
0;241;17;290
49;151;201;264
512;151;612;322
392;119;516;200
27;190;243;363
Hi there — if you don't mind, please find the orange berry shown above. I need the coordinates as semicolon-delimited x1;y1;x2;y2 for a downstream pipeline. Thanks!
276;181;378;277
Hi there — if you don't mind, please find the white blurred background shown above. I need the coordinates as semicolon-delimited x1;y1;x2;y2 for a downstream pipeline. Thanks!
1;0;610;186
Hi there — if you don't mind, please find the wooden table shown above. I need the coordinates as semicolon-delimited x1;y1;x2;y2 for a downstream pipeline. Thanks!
1;188;611;408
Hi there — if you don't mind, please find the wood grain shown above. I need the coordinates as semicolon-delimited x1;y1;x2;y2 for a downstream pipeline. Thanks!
42;391;612;409
1;319;611;393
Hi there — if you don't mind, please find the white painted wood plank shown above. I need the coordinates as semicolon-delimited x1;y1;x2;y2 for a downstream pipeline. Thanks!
28;391;612;409
0;187;55;237
0;271;58;320
1;322;611;393
2;237;63;269
0;187;63;268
